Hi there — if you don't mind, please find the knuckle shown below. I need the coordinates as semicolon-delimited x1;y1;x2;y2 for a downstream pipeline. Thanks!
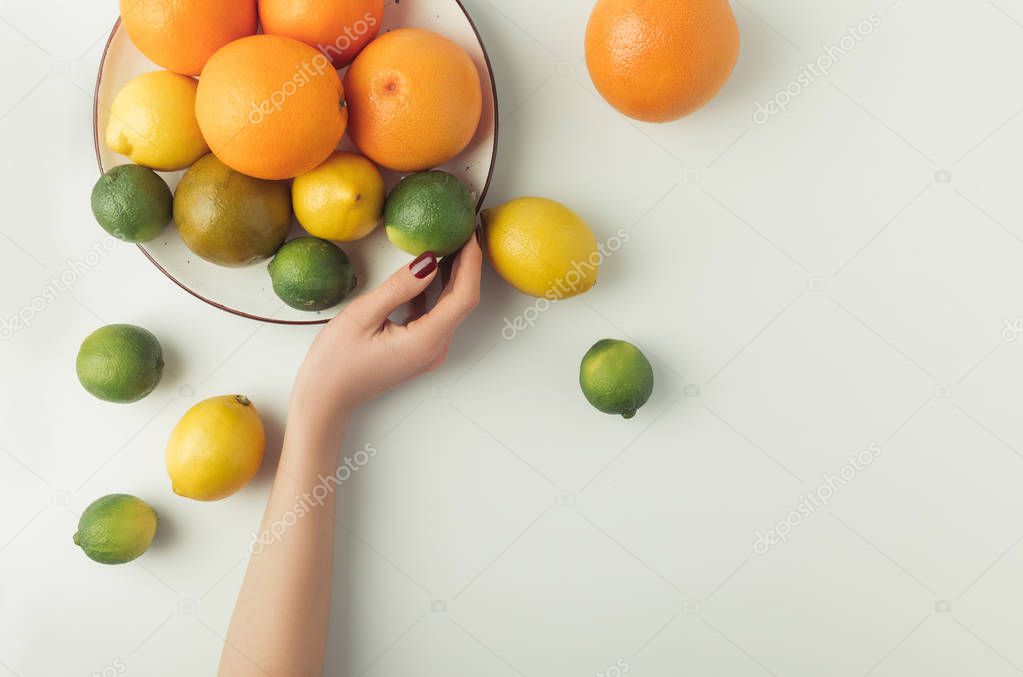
433;351;450;371
343;301;380;328
458;291;480;315
334;307;366;332
405;345;434;371
424;351;446;372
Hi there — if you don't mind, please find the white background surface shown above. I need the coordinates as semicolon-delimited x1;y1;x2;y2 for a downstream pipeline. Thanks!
2;0;1023;675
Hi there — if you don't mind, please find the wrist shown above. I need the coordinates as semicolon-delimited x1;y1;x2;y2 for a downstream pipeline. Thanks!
286;397;354;448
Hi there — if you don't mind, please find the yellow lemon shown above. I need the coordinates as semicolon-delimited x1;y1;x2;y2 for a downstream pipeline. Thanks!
166;395;265;501
105;71;209;171
482;197;600;298
292;151;385;242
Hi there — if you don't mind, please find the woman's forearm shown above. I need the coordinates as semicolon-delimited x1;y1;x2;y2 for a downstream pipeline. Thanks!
219;410;350;677
218;239;481;676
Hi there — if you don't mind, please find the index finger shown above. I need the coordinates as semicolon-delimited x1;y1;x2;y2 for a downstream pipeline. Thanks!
409;230;482;340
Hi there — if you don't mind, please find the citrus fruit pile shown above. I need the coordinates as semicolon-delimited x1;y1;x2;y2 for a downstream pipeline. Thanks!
95;0;489;312
76;0;742;565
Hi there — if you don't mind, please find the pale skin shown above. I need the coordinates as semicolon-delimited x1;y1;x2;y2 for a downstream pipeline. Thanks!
219;234;482;677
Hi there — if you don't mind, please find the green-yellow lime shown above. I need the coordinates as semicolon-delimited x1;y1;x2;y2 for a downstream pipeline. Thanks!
293;151;384;242
267;237;357;311
73;494;158;565
76;324;164;403
384;170;475;256
579;339;654;419
90;164;173;243
174;154;292;267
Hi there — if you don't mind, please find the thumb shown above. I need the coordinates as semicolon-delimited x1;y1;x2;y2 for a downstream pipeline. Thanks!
344;252;439;329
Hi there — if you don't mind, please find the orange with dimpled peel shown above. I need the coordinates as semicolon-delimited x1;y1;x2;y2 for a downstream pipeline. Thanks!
195;34;348;181
343;28;483;173
118;0;258;76
258;0;385;68
585;0;740;122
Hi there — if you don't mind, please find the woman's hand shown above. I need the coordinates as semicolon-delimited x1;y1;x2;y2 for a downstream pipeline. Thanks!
290;231;483;432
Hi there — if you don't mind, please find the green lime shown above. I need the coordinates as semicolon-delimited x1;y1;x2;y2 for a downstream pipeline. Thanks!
76;324;164;403
579;339;654;419
174;154;292;267
268;237;357;311
384;170;475;256
90;164;173;243
73;494;158;565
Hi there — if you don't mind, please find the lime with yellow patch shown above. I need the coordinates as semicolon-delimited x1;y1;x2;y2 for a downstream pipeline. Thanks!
293;151;384;242
105;70;209;171
579;339;654;419
73;494;158;565
166;395;265;501
384;170;475;256
76;324;164;403
482;197;599;298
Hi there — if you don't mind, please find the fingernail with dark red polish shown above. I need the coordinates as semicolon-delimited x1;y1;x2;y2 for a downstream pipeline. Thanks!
409;252;437;279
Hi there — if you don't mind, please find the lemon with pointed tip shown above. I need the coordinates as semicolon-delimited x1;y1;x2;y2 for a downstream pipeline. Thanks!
166;395;265;501
482;197;599;298
293;151;385;242
105;70;209;171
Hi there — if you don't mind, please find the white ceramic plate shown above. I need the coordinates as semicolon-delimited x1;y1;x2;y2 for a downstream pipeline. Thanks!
93;1;498;324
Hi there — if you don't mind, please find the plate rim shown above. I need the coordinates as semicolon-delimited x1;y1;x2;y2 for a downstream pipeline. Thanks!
91;4;500;326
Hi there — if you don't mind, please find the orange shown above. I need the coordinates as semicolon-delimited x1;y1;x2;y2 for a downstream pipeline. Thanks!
258;0;384;68
119;0;258;76
195;35;348;181
343;28;482;173
585;0;740;122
